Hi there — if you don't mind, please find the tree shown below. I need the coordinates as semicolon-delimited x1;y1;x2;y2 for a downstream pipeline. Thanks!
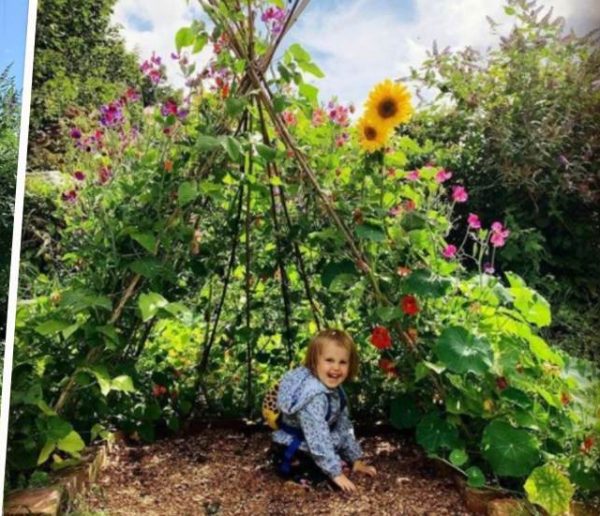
28;0;143;169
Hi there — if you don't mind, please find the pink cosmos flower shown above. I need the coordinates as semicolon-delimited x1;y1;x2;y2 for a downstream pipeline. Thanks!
442;244;457;259
328;104;350;126
282;110;297;126
435;169;452;183
490;221;510;247
407;170;420;181
467;213;481;229
452;185;468;203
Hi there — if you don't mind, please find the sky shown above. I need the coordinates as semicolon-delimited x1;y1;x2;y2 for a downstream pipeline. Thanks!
111;0;600;109
0;0;29;90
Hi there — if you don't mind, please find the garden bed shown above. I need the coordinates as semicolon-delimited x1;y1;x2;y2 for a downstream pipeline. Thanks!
68;427;472;515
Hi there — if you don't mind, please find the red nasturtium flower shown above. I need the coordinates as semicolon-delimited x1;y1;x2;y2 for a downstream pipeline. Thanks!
561;392;571;405
496;376;508;390
378;358;398;377
580;436;595;454
370;326;392;350
152;384;167;397
401;295;420;316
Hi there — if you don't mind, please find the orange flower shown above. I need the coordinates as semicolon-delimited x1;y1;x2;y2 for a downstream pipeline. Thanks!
163;160;173;172
396;266;411;277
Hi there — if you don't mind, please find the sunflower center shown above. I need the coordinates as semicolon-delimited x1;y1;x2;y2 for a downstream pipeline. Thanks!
378;98;397;119
364;126;377;140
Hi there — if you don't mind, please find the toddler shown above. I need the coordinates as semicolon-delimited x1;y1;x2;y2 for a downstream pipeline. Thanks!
271;329;376;492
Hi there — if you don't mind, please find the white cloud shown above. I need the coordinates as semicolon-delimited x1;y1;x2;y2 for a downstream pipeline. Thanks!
112;0;599;106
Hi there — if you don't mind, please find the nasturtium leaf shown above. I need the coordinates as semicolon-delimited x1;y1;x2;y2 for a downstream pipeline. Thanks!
35;320;71;336
111;375;135;393
481;420;540;477
355;223;386;242
390;395;420;429
288;43;311;62
500;387;532;409
466;466;486;487
272;94;289;113
400;211;427;231
449;449;468;467
60;289;112;311
37;441;56;465
138;292;169;322
131;232;156;253
524;464;574;516
416;413;460;453
320;260;357;289
129;258;164;279
568;458;600;492
506;273;551;327
375;306;404;322
225;97;246;117
296;60;325;78
435;326;493;376
403;269;451;298
175;27;194;52
192;33;208;54
528;335;564;367
178;181;198;207
57;430;85;454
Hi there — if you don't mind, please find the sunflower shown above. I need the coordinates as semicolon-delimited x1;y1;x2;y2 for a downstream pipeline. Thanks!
357;116;390;152
364;79;413;128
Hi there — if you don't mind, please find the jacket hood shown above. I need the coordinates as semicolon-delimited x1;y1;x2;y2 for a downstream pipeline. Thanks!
277;366;330;415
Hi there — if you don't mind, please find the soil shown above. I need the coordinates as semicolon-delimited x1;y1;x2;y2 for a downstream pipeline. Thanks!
70;427;472;515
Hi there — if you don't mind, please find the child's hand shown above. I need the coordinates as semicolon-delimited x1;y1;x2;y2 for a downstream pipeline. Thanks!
333;473;357;493
352;460;377;477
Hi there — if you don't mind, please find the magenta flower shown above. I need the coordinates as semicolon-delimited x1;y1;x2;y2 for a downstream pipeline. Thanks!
73;171;86;181
261;6;286;34
124;88;141;103
490;221;510;247
99;102;124;127
161;98;179;117
62;190;77;203
69;128;82;139
335;132;349;147
452;185;468;203
483;263;495;274
442;244;457;259
328;104;350;126
435;169;452;183
407;170;420;181
467;213;481;229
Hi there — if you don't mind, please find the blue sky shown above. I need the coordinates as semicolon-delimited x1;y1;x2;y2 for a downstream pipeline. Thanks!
112;0;599;110
0;0;29;90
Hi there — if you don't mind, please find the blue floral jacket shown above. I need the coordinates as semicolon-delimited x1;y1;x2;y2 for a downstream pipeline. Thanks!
272;366;362;478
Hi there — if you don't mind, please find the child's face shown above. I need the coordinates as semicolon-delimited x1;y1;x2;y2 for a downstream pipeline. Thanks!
315;339;350;389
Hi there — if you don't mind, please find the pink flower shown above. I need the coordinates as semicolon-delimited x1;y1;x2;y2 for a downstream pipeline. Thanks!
61;190;77;203
69;127;81;139
467;213;481;229
403;199;416;211
98;167;112;185
335;132;349;147
161;98;179;117
282;110;297;126
407;170;420;181
328;104;350;126
435;169;452;183
312;108;326;127
483;263;495;274
73;171;86;181
388;205;402;217
452;185;468;203
490;222;510;247
442;244;457;259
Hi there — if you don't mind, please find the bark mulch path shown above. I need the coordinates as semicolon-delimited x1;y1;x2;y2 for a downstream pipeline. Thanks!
70;428;472;515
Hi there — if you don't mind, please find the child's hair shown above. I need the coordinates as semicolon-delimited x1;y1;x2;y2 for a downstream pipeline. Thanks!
304;328;359;381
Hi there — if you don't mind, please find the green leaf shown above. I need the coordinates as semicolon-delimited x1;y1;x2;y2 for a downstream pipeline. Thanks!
138;292;169;322
568;458;600;492
131;232;156;253
435;326;493;376
37;441;56;465
111;375;135;393
390;395;420;429
178;181;198;207
47;416;73;441
272;95;289;113
466;466;486;487
404;269;451;298
355;223;386;242
60;289;112;311
401;212;427;231
297;60;325;78
35;319;71;336
299;82;319;103
256;143;277;162
525;464;574;515
175;27;195;52
500;387;532;409
129;258;164;279
192;34;208;54
57;430;85;454
288;43;311;62
528;335;564;367
416;413;460;453
196;134;222;151
225;97;246;117
449;449;468;467
320;260;357;289
222;136;243;162
481;420;540;477
88;365;112;396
